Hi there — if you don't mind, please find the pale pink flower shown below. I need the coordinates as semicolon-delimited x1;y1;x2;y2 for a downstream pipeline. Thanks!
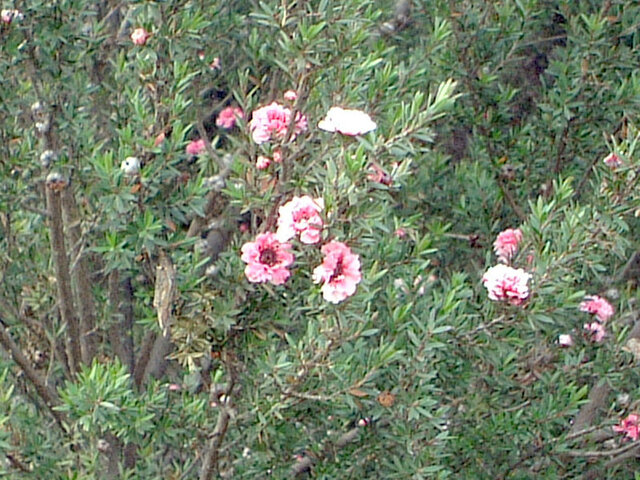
284;90;297;101
256;155;271;170
1;9;22;24
579;295;614;322
482;264;531;306
186;139;206;155
273;149;283;163
240;232;294;285
276;196;324;244
249;102;308;144
394;228;406;238
313;241;361;304
557;334;574;347
131;27;151;46
583;321;606;342
603;152;622;168
318;107;377;136
210;57;221;70
493;228;523;263
216;106;243;129
613;414;640;441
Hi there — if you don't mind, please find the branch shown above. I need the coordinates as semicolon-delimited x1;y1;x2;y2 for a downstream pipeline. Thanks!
61;186;97;364
45;173;82;375
0;315;67;432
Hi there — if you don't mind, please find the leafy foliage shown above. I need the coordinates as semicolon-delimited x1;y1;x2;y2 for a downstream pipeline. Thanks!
1;0;640;478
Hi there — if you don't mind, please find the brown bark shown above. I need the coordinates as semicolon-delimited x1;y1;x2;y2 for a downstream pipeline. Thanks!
45;176;82;375
61;186;97;364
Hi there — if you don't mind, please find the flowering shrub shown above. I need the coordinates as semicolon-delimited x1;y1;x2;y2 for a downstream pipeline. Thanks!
3;1;640;478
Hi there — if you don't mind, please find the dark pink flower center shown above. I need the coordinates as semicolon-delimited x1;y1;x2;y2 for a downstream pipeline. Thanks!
260;247;278;266
329;256;344;282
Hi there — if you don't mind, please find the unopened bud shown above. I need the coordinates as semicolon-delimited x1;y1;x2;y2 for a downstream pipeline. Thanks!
39;150;58;168
45;172;69;191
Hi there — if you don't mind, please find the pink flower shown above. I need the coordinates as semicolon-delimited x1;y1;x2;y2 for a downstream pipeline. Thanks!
256;155;271;170
583;322;606;342
313;241;361;303
482;264;531;306
276;196;324;244
557;334;574;347
603;152;622;168
210;57;221;70
394;228;406;238
249;102;308;144
216;106;244;129
131;27;151;46
613;414;640;441
186;139;206;155
579;295;614;322
367;164;392;186
493;228;523;263
284;90;297;101
318;107;377;136
273;149;283;163
240;233;294;285
1;9;22;24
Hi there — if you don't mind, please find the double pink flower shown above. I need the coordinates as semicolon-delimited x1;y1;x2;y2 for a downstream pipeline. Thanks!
249;102;308;144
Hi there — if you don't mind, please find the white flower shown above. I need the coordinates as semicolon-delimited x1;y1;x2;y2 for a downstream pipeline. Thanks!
318;107;377;136
121;156;140;176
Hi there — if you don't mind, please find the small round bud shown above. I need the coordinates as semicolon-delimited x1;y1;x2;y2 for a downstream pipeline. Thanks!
45;172;69;191
121;156;140;176
204;175;225;191
39;150;58;168
97;439;110;453
31;101;43;114
35;119;50;133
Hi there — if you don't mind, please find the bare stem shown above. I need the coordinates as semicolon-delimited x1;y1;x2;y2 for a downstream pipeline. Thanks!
45;179;82;375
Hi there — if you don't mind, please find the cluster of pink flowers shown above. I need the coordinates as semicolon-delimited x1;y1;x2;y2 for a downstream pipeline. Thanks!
241;195;361;303
493;228;522;263
580;295;614;343
216;106;244;129
131;27;151;46
249;102;308;144
482;264;531;306
318;107;377;136
613;413;640;441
